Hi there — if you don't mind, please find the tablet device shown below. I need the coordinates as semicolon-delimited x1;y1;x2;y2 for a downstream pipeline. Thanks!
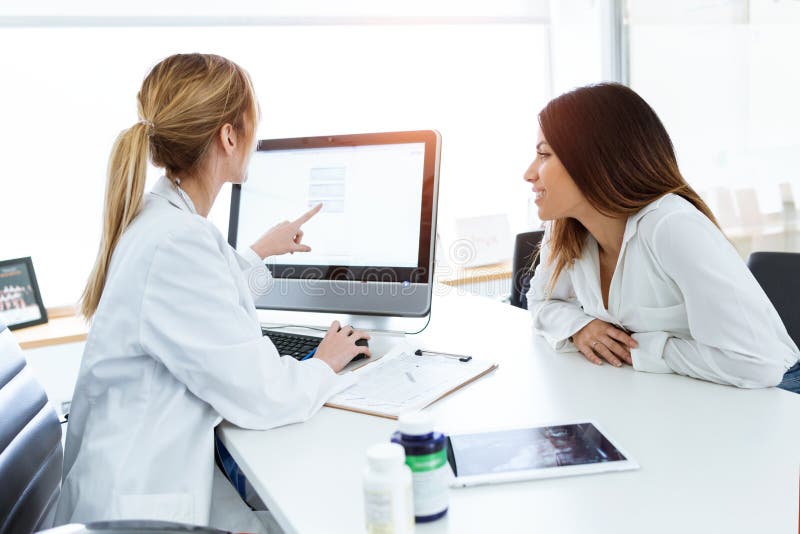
446;421;638;487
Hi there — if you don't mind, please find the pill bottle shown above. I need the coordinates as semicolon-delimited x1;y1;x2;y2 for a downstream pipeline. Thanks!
391;411;449;522
363;442;414;534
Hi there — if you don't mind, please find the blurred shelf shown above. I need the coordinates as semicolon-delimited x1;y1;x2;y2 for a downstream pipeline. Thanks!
12;306;89;350
437;260;513;287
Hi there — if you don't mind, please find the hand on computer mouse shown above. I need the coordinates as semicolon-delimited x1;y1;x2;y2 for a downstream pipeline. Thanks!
314;321;372;372
353;337;370;361
336;325;370;361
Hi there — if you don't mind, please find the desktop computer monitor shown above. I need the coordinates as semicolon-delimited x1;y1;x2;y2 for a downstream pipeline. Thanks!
228;130;441;332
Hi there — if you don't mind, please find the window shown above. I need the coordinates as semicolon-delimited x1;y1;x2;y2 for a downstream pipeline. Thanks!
627;0;800;258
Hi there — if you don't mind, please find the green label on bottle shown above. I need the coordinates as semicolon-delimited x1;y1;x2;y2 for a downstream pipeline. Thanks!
405;450;447;472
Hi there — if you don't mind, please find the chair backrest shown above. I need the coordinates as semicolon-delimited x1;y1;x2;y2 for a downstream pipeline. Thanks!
510;230;545;310
0;320;63;534
746;251;800;349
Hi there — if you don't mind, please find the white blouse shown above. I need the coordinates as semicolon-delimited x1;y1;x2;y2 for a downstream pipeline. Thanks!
527;193;799;388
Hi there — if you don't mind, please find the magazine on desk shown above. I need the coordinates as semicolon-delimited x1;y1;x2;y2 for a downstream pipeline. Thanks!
325;342;498;419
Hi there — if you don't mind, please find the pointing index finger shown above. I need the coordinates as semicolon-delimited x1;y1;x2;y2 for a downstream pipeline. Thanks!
293;203;323;226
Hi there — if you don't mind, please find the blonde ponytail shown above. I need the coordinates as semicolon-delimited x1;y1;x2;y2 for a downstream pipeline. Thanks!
80;53;258;319
81;122;150;318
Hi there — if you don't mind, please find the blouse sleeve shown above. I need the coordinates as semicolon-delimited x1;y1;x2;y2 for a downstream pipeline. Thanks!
632;209;797;388
140;225;354;430
526;225;595;352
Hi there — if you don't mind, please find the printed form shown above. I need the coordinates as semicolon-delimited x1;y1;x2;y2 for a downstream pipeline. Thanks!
326;343;497;419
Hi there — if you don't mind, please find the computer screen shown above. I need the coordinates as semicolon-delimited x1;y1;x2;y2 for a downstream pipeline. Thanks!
228;130;440;319
238;142;423;269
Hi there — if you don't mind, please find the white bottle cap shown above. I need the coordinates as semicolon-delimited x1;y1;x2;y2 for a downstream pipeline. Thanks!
397;411;435;436
366;442;406;472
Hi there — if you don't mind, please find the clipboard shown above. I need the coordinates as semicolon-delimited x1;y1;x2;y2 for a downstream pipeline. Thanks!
325;342;498;419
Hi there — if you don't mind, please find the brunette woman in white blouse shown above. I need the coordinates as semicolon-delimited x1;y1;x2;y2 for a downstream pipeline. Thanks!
525;83;800;392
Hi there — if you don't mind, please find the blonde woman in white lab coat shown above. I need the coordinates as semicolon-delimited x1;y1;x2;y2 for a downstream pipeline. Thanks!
525;83;800;392
55;54;371;531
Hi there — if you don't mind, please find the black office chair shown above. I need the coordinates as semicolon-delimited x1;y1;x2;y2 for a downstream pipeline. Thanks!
0;320;232;534
510;230;545;310
746;251;800;349
0;319;63;534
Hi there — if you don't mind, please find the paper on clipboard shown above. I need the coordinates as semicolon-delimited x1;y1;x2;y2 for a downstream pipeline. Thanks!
325;342;498;419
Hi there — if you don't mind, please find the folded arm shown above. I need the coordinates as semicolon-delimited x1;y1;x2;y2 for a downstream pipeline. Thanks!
632;211;795;388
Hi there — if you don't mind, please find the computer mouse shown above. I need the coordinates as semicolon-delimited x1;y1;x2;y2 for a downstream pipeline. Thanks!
354;337;369;361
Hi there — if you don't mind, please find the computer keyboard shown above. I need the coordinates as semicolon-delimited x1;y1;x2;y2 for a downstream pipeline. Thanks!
262;328;370;362
262;329;322;361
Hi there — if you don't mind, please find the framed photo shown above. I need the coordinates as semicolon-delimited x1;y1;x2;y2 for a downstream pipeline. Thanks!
0;257;48;330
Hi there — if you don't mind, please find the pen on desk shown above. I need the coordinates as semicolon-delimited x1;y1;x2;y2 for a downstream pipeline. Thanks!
301;348;317;361
414;349;472;362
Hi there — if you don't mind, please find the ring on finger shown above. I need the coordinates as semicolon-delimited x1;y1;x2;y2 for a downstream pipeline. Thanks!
591;340;599;349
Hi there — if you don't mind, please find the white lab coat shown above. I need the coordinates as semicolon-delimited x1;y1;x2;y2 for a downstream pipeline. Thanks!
55;176;354;528
527;193;799;388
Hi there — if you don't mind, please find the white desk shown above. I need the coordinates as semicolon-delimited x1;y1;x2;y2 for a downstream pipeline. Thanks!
219;294;800;534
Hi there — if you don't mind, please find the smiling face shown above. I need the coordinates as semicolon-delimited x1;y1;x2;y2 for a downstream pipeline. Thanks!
523;128;588;221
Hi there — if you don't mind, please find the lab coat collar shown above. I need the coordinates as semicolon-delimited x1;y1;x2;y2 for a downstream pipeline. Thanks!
149;175;198;214
621;193;673;245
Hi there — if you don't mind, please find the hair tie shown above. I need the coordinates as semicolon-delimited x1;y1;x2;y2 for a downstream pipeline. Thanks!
137;119;155;136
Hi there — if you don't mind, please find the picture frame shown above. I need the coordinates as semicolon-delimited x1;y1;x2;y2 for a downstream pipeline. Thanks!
0;256;48;330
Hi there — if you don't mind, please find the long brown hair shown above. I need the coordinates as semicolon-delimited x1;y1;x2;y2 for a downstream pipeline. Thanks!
538;82;719;290
81;53;258;319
